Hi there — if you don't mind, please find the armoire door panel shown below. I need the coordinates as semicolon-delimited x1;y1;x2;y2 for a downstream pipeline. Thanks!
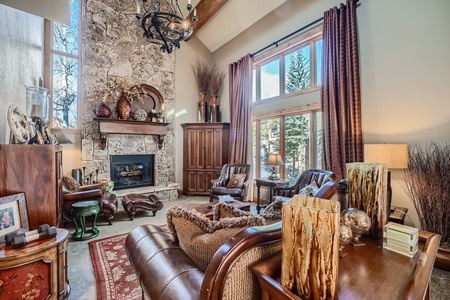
187;130;198;169
196;172;207;192
212;129;224;169
204;129;214;169
196;130;206;169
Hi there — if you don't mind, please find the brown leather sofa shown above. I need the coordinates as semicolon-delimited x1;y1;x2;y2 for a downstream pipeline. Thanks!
273;168;335;198
125;222;282;300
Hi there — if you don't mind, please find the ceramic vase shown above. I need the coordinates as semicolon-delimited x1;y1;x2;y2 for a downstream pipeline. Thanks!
117;95;131;120
94;102;112;118
198;92;208;122
210;94;220;122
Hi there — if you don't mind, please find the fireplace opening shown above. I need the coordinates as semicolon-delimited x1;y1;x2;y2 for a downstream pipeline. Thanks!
110;154;154;190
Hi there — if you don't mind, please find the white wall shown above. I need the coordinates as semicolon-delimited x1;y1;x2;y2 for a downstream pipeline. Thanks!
0;4;44;144
174;35;213;185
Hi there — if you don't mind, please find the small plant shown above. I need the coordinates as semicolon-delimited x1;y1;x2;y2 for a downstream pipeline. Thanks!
209;64;226;96
401;141;450;249
192;58;211;93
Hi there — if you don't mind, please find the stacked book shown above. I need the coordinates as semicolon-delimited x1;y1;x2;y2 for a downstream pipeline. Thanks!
383;222;418;258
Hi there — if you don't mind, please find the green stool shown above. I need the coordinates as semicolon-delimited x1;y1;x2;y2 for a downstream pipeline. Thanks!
70;200;100;241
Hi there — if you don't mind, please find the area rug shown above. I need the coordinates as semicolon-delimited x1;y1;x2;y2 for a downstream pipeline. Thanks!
89;234;141;300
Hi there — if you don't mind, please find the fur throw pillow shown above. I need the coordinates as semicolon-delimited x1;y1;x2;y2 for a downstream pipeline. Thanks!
299;181;320;197
212;202;255;221
166;205;265;271
62;175;80;192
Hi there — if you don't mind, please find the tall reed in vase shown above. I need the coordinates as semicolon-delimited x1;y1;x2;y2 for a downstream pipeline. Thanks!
209;64;226;122
192;59;210;122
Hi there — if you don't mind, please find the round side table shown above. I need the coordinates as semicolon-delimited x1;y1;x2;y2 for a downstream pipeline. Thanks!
70;200;100;241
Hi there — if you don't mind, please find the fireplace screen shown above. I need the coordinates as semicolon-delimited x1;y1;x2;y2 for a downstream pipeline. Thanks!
110;154;154;190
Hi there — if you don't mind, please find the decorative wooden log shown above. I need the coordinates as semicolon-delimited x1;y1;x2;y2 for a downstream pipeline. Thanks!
346;162;388;240
281;195;340;299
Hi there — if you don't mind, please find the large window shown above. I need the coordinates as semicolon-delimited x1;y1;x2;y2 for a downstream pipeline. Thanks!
252;28;322;103
252;26;323;182
46;0;80;129
253;108;322;183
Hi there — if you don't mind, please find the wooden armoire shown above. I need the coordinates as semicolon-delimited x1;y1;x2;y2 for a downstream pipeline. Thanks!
181;123;230;196
0;144;62;229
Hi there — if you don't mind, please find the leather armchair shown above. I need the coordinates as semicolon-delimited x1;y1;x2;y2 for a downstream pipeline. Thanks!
60;177;118;225
210;164;251;202
273;169;335;198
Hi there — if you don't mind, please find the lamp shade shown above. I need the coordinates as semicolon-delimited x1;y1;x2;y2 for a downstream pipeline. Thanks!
364;144;408;169
266;153;284;166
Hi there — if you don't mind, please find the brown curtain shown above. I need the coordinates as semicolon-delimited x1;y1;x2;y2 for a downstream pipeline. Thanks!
228;54;253;164
321;0;363;180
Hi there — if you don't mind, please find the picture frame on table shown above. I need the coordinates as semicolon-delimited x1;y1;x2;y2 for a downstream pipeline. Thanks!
0;193;29;244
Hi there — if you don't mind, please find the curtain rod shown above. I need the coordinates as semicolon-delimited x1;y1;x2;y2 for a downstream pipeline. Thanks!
251;0;360;58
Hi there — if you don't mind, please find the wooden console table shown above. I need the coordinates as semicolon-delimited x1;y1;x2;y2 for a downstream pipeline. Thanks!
0;228;70;299
94;117;169;149
251;230;440;300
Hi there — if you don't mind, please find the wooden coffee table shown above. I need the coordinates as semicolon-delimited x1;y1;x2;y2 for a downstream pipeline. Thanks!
190;200;251;220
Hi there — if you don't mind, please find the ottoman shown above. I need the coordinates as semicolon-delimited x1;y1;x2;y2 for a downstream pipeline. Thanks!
70;200;100;241
122;193;164;220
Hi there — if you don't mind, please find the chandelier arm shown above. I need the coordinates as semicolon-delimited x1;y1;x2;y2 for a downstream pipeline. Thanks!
151;13;172;52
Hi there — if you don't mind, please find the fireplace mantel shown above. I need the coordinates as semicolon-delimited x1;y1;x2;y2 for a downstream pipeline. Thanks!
94;117;169;149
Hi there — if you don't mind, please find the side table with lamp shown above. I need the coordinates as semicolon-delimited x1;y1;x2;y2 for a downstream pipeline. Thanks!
255;153;286;214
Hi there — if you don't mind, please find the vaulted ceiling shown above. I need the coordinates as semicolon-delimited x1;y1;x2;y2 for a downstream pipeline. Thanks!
191;0;287;53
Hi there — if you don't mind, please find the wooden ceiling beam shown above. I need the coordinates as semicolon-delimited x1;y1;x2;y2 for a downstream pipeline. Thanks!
189;0;229;36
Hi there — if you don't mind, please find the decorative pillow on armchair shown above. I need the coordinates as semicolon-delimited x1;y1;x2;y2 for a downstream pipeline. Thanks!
298;181;320;197
226;174;247;188
62;175;80;193
166;205;265;271
260;198;284;223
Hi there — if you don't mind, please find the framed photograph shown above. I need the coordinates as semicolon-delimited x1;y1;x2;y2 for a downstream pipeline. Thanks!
0;193;29;244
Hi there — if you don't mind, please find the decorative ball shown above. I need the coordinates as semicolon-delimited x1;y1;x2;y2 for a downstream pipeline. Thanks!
133;109;147;121
341;207;371;237
339;224;353;246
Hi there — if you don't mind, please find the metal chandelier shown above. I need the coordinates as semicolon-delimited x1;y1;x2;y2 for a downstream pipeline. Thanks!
136;0;198;53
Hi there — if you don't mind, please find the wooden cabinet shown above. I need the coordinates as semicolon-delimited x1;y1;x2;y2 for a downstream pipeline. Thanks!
0;144;62;229
181;123;230;196
0;228;70;299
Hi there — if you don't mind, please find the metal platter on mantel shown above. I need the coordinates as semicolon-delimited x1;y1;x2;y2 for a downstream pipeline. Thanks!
130;84;164;114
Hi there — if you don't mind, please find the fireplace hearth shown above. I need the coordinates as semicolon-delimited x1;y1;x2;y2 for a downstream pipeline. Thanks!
110;154;155;190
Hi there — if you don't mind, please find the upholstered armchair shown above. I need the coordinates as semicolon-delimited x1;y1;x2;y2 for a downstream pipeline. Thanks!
60;176;118;225
210;164;251;202
273;169;335;198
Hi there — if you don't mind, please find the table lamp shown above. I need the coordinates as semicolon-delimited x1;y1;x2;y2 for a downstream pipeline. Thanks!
266;153;284;180
363;144;408;209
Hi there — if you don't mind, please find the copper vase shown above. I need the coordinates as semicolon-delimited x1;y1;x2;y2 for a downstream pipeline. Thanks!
117;95;131;120
198;92;208;122
210;94;220;122
94;102;112;118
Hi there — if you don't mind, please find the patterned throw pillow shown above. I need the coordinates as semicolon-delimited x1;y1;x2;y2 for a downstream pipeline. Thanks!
226;174;247;188
298;181;320;197
212;202;255;221
166;205;265;271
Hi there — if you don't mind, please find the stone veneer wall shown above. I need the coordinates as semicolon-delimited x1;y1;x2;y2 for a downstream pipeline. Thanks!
80;0;176;195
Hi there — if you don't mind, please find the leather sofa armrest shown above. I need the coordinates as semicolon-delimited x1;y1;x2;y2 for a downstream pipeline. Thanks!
201;222;282;299
62;189;103;201
211;179;222;188
125;225;204;300
273;184;297;198
80;182;106;192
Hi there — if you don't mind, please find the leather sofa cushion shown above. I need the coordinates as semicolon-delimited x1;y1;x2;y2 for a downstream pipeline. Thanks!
211;186;243;196
166;205;265;271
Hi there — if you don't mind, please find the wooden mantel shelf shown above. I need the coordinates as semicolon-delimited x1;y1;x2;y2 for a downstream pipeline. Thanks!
94;117;169;149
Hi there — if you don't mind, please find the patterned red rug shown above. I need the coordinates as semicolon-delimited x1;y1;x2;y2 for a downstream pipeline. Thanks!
89;234;141;300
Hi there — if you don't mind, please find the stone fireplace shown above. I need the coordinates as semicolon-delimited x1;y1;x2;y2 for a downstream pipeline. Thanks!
110;154;154;190
80;0;176;200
